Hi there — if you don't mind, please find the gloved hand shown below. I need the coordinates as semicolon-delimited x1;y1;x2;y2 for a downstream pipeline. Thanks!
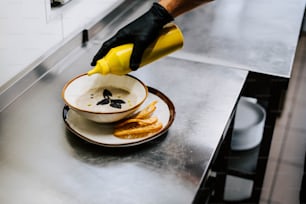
91;3;174;70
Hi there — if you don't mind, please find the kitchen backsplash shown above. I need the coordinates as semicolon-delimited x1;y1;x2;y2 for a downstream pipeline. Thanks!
0;0;122;89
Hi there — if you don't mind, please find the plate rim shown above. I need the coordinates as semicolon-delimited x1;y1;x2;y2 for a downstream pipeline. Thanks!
63;87;175;147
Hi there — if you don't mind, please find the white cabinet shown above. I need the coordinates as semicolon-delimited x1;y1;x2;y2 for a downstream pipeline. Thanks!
61;0;123;39
0;0;123;88
0;0;62;88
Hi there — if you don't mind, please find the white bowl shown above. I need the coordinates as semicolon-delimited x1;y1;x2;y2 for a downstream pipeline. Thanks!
62;74;148;123
231;97;266;151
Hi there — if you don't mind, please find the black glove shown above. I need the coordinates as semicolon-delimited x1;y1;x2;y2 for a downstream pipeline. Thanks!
91;3;174;70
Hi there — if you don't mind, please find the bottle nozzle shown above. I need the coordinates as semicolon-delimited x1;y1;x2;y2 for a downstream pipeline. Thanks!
87;59;110;76
87;68;98;76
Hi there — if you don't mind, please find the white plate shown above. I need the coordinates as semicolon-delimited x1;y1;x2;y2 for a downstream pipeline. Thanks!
63;87;175;147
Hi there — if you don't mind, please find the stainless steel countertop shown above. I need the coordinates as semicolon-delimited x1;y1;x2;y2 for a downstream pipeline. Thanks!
1;0;304;202
0;49;247;203
173;0;306;78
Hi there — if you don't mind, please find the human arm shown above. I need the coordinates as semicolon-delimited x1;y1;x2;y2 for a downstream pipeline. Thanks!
158;0;213;17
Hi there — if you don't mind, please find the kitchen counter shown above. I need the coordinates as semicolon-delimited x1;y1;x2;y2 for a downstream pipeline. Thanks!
0;51;247;203
174;0;306;78
1;0;304;203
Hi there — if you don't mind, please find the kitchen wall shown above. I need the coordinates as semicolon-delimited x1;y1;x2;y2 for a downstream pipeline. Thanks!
0;0;122;89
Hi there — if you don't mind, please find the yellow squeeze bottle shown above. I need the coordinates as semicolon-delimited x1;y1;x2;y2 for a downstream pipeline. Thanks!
87;23;184;76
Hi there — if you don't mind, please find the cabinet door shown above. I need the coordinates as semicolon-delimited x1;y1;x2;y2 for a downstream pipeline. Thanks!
0;0;62;87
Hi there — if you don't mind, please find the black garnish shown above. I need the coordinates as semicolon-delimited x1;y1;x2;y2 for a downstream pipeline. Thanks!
109;99;126;109
110;99;125;104
96;98;110;105
103;89;112;98
110;101;122;109
96;89;126;109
